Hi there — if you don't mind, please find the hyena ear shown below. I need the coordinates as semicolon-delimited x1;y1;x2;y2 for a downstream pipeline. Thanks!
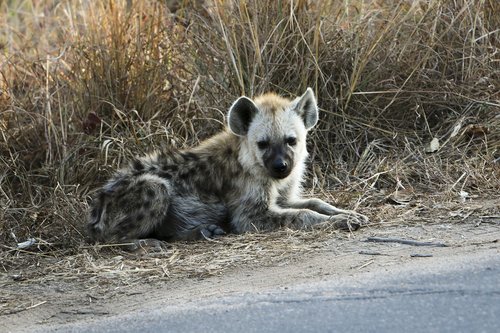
228;96;259;136
294;87;318;130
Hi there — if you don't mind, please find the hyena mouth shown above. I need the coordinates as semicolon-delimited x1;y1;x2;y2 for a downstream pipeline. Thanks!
270;170;291;179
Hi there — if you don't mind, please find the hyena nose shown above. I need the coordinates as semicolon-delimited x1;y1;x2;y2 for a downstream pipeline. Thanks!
273;160;288;173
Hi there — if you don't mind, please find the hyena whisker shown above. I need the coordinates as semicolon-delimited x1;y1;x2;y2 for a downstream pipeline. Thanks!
88;88;369;244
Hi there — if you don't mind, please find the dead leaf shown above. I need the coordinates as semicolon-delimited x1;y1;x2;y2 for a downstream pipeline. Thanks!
425;137;440;153
386;189;413;205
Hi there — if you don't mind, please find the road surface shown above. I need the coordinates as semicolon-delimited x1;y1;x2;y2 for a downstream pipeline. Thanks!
37;249;500;333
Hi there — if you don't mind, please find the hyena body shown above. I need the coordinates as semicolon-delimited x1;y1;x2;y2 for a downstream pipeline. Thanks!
88;88;368;243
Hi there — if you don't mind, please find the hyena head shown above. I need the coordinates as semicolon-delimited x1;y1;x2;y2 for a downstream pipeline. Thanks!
228;88;318;180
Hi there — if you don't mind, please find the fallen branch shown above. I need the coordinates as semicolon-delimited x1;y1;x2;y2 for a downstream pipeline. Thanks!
365;237;447;247
25;301;47;310
358;250;390;256
353;259;374;270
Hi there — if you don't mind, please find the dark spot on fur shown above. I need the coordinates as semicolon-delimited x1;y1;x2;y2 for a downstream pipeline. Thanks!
132;159;144;171
117;197;129;207
146;188;155;198
197;161;207;171
143;200;152;209
162;164;178;172
225;148;233;156
174;182;189;194
97;190;107;201
149;166;157;172
137;213;145;221
133;187;144;198
179;171;190;180
158;171;172;179
181;152;199;161
90;206;98;218
129;201;142;211
119;185;132;195
150;210;162;219
206;155;215;164
120;179;131;188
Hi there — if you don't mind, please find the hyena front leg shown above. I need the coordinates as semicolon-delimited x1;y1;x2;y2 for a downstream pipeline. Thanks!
282;198;369;228
235;206;327;232
233;205;361;233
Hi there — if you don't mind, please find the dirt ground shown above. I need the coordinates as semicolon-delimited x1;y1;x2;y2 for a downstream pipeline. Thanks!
1;195;499;332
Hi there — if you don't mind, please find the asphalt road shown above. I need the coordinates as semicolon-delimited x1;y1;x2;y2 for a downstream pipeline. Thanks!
42;253;500;333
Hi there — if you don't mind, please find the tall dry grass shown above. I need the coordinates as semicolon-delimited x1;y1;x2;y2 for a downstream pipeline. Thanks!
0;0;498;253
189;0;499;190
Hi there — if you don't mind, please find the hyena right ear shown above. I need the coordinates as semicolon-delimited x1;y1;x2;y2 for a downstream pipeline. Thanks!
228;96;259;136
294;87;319;130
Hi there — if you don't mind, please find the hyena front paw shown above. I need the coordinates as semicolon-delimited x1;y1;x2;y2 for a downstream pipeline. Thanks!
329;212;369;231
200;224;226;240
350;211;370;225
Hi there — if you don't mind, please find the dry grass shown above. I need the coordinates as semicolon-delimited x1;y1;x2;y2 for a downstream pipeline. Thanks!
0;0;499;298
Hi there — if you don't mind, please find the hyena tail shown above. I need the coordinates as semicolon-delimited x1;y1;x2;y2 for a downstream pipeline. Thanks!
87;173;172;243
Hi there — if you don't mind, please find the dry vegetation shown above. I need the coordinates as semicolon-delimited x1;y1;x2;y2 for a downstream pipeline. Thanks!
0;0;499;308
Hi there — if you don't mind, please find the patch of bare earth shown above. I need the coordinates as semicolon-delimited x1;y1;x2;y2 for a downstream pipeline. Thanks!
1;195;499;332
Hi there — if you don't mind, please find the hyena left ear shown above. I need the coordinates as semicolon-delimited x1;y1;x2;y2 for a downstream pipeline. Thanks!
294;87;318;130
228;96;259;136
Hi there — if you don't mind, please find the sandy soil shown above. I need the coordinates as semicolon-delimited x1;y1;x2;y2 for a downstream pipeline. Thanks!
1;196;499;332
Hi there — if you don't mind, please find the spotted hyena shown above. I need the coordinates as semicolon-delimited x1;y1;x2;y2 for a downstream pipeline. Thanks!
88;88;368;244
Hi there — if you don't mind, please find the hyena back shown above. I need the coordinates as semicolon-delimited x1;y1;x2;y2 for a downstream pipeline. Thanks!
88;88;368;243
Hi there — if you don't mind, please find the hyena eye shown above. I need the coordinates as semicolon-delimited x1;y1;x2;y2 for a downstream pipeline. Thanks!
257;140;270;150
285;137;297;146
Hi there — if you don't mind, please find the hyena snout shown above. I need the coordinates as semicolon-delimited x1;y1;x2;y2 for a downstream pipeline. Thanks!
271;157;289;178
265;150;293;179
273;158;288;173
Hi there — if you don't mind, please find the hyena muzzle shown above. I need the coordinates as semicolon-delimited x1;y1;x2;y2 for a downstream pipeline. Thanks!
88;88;369;244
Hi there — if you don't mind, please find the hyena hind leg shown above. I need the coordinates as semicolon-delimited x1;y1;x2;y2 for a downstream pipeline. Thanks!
161;200;228;241
88;174;171;245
